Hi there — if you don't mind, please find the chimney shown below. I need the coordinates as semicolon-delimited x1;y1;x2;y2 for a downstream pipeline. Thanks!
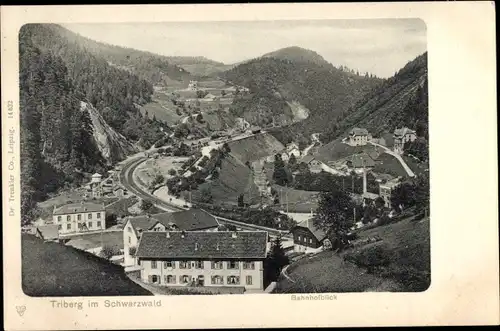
166;232;170;238
231;231;237;238
195;243;199;251
181;230;186;238
363;168;367;194
216;242;220;251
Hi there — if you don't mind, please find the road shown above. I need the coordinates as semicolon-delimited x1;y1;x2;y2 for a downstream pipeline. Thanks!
368;141;416;178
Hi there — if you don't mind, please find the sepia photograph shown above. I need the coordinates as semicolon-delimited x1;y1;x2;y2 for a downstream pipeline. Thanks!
19;19;430;296
2;3;498;329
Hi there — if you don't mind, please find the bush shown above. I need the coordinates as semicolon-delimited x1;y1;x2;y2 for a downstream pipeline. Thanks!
100;245;120;260
168;169;177;176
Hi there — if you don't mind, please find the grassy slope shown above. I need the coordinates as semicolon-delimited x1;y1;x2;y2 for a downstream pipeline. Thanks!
274;250;401;293
193;153;260;206
227;133;285;164
315;138;380;163
343;217;430;291
22;234;152;296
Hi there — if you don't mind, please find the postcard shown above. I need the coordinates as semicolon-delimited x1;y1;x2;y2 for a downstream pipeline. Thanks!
2;2;498;330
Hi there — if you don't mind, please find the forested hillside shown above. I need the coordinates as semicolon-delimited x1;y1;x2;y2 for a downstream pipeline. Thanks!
222;55;381;141
20;24;166;149
163;56;232;77
53;24;193;86
320;52;428;143
262;46;334;68
19;34;107;224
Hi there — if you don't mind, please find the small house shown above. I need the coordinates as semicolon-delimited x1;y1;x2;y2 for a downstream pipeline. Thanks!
348;128;372;146
300;155;323;173
291;219;328;254
393;127;417;154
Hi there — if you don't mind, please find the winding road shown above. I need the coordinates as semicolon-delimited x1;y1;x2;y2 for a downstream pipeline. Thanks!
118;154;290;237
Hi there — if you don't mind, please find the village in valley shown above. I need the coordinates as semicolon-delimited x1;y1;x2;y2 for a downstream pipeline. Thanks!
20;22;430;296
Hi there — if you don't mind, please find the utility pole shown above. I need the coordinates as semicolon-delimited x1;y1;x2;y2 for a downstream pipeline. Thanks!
353;207;356;224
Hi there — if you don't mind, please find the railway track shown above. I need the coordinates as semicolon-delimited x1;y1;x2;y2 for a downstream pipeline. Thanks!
118;156;292;238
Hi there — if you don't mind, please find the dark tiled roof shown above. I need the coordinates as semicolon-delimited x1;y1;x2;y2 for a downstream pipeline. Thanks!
349;128;369;136
36;225;59;240
53;202;105;215
127;215;159;235
152;209;219;231
294;219;327;242
300;155;315;164
394;127;416;137
136;231;268;259
349;153;376;168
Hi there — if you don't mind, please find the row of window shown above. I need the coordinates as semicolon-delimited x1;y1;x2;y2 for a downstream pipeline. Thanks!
58;221;102;231
149;260;255;270
57;213;102;222
296;235;314;244
150;275;252;285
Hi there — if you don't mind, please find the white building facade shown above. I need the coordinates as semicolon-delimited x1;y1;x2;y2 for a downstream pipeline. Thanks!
52;202;106;235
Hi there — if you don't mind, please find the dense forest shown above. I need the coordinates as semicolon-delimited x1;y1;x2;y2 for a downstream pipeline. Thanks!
19;34;107;224
45;24;193;86
20;24;166;149
222;56;382;143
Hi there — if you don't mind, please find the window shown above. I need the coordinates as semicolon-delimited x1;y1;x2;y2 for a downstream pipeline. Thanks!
58;225;62;230
88;222;92;228
309;238;313;244
211;261;223;269
128;237;131;244
150;275;159;284
195;261;204;269
67;224;71;230
97;221;101;228
211;275;223;285
57;216;62;222
88;213;92;219
246;276;253;285
165;275;176;284
297;235;301;242
164;261;175;269
179;261;191;269
303;237;307;242
97;213;101;219
66;215;71;222
78;223;83;230
77;214;81;221
243;262;255;270
181;275;191;284
151;261;157;269
227;261;239;269
227;276;240;285
127;227;132;233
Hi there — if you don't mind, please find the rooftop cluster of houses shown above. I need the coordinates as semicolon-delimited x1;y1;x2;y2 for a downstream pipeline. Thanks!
123;208;269;293
345;126;417;153
83;172;129;199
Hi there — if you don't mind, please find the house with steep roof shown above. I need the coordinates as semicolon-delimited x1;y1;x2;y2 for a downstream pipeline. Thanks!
347;152;376;172
300;155;324;173
393;127;417;154
52;202;106;235
123;209;220;266
379;177;402;208
135;231;268;292
291;218;330;254
35;224;59;242
348;127;372;146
